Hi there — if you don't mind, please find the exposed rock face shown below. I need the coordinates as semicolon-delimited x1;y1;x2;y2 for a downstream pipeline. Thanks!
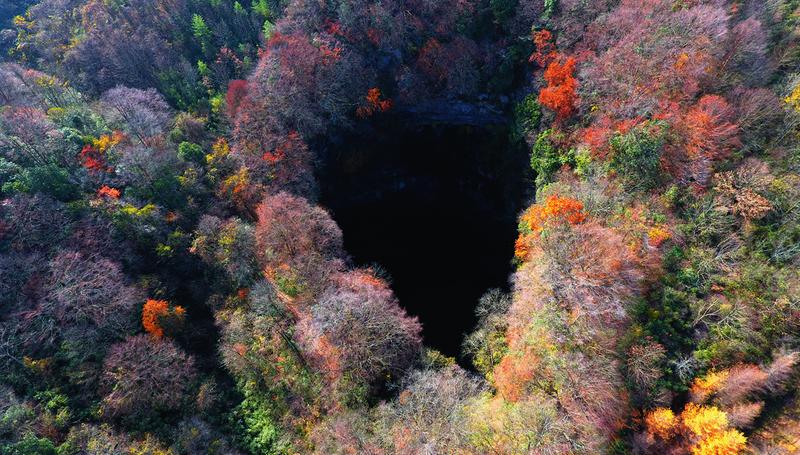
395;100;508;126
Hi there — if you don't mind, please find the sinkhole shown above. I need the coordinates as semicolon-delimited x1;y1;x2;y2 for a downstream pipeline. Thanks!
318;114;531;358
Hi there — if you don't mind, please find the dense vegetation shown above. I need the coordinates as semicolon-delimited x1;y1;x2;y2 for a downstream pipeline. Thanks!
1;0;800;453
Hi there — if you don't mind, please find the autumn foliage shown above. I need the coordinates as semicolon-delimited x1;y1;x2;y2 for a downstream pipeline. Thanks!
492;345;539;402
521;194;586;233
97;185;121;199
298;269;421;386
225;79;249;120
529;29;557;67
2;0;800;452
644;404;747;454
356;88;393;118
142;299;185;338
539;56;578;121
641;355;797;453
79;144;109;172
645;408;677;439
255;192;344;299
515;194;586;260
664;95;742;186
530;28;578;122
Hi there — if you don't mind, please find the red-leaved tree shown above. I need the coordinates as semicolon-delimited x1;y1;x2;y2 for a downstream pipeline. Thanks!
539;56;578;122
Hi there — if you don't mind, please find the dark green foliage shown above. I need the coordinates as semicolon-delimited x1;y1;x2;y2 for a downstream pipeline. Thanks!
511;93;541;142
178;141;205;163
752;174;800;263
11;0;263;110
0;433;56;455
2;164;79;201
608;122;666;192
136;175;185;210
628;245;697;390
490;0;518;26
543;0;557;19
0;158;22;195
487;42;534;94
156;70;204;112
192;14;211;41
251;0;272;18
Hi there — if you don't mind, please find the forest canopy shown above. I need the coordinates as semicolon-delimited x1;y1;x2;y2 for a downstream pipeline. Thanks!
1;0;800;454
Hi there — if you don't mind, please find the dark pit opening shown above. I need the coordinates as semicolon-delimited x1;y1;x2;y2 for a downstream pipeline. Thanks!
318;117;530;358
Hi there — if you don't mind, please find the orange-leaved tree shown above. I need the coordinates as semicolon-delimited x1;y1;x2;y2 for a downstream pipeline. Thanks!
539;56;578;122
142;299;185;338
529;29;557;67
643;404;746;454
356;87;393;118
97;185;121;199
515;195;587;261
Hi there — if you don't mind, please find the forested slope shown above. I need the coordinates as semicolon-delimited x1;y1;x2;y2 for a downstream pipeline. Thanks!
1;0;800;454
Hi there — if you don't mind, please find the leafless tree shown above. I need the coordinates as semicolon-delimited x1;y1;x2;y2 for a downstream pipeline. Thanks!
298;270;421;385
100;86;172;146
101;334;197;418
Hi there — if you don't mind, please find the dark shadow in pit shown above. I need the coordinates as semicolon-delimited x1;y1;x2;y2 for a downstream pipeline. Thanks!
317;117;531;358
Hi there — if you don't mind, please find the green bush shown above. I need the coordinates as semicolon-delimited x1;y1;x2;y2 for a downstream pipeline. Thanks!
230;385;285;455
511;94;541;142
543;0;557;19
608;122;665;192
530;129;573;187
178;141;205;163
1;165;79;201
1;433;57;455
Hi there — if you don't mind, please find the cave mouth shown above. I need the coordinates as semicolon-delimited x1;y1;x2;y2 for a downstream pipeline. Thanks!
317;116;531;358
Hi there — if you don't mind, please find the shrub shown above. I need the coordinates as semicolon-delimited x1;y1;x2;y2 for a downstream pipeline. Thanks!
229;385;284;455
539;56;578;121
0;433;56;455
512;94;542;142
177;141;204;163
530;129;575;187
608;122;665;192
